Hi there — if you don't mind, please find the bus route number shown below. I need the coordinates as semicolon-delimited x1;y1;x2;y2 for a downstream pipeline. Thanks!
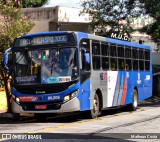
48;96;60;101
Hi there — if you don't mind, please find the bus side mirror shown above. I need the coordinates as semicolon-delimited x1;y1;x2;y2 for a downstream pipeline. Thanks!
4;47;11;72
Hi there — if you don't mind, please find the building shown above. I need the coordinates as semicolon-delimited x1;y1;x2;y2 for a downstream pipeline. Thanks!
22;6;91;33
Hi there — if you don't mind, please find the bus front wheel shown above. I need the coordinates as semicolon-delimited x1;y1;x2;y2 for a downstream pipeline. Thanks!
127;89;138;111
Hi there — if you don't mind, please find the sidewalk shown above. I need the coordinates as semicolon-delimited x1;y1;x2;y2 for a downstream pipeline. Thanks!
0;88;8;113
0;88;11;118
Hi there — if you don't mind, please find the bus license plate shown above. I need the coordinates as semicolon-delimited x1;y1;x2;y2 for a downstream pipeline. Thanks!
35;105;47;110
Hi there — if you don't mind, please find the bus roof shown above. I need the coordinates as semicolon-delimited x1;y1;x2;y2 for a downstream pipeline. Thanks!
20;31;67;37
19;31;150;50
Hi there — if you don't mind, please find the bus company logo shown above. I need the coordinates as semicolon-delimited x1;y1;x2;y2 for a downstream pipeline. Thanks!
100;73;107;81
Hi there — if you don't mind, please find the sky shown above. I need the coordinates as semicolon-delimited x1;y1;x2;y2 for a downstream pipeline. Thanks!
44;0;84;8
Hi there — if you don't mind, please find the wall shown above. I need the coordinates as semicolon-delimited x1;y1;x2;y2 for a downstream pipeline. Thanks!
22;6;91;33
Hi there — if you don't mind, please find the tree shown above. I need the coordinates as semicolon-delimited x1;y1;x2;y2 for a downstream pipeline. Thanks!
80;0;143;39
0;0;49;8
139;0;160;45
0;1;34;112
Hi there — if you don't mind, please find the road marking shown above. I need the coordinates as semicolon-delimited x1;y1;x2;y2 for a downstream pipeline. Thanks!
27;108;147;133
27;117;105;133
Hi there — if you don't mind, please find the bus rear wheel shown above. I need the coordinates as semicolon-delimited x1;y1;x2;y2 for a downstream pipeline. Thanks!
128;89;138;111
90;93;101;119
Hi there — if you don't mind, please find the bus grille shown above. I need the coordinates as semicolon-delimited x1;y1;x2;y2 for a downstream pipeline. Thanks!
21;102;62;111
13;81;76;94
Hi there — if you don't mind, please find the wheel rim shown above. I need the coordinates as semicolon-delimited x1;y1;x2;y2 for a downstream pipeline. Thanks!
133;94;138;108
93;95;99;115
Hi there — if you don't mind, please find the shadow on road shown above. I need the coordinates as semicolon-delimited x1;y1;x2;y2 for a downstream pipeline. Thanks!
139;95;160;107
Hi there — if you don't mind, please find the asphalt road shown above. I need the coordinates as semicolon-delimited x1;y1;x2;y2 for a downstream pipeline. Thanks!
0;95;160;142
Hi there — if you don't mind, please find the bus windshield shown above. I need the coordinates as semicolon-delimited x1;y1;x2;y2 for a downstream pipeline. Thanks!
14;47;78;85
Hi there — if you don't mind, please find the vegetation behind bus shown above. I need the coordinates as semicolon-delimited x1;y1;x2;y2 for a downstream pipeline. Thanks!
80;0;143;39
81;0;160;45
0;0;49;8
139;0;160;46
0;2;34;112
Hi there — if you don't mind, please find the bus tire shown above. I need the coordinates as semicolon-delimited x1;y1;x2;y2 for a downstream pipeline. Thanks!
128;89;138;111
90;93;100;119
35;114;47;122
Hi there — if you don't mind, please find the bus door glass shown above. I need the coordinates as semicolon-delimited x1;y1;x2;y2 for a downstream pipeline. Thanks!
80;39;91;83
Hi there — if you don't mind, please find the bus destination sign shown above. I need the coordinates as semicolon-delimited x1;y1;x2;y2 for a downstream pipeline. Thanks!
16;35;68;47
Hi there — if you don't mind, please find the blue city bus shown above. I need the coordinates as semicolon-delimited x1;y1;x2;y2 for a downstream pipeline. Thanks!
4;31;152;120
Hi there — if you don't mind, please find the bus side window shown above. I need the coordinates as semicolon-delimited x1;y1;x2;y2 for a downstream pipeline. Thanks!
101;43;109;70
92;41;101;70
139;49;144;71
132;48;138;70
118;59;125;70
102;57;109;70
110;58;117;70
117;46;125;70
126;59;132;70
145;50;150;70
125;47;132;71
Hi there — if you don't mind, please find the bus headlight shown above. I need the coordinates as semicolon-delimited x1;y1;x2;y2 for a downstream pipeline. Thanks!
64;95;70;103
16;97;20;103
63;90;78;103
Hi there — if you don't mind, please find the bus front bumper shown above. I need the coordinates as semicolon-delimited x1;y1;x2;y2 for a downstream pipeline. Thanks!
11;97;80;114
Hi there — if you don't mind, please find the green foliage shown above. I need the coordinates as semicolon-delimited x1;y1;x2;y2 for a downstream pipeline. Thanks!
140;0;160;18
80;0;143;37
0;0;49;8
0;2;34;111
140;21;160;44
139;0;160;44
21;0;49;8
0;2;34;53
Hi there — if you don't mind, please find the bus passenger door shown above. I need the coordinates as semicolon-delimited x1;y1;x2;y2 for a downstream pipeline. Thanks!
79;39;91;111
